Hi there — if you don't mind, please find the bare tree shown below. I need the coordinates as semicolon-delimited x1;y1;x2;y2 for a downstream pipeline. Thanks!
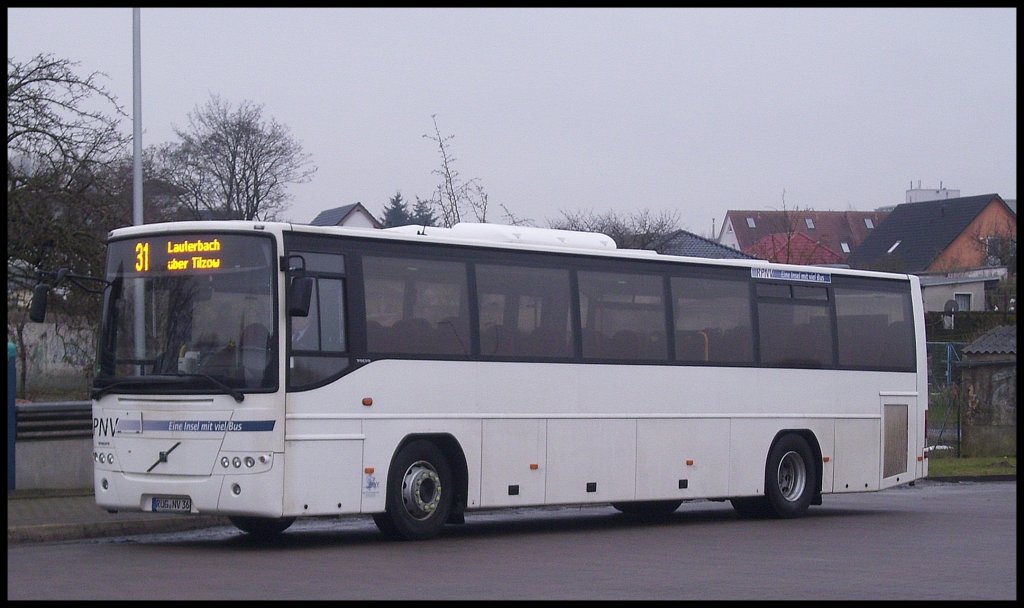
747;191;835;265
7;53;130;398
419;115;487;227
416;115;530;227
548;208;681;250
7;54;127;175
965;214;1017;311
156;95;317;220
967;214;1017;270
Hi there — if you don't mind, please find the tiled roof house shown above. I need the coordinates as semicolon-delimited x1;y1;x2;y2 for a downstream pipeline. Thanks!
658;229;759;260
309;202;382;229
746;232;845;266
845;194;1015;274
962;325;1016;357
718;209;889;265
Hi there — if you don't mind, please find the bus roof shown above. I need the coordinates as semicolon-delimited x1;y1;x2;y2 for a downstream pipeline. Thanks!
108;220;915;282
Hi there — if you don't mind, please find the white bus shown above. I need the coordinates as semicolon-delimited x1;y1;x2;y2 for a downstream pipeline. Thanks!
38;220;928;540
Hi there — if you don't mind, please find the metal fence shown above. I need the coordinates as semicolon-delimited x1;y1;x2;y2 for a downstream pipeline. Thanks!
14;401;92;440
926;342;966;456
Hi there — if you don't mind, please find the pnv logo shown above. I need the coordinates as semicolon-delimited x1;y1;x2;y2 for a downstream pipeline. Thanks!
93;416;119;437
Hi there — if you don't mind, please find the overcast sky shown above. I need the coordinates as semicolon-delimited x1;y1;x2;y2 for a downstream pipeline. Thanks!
7;7;1017;237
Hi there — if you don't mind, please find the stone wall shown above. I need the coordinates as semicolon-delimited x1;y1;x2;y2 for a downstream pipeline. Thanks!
959;358;1017;457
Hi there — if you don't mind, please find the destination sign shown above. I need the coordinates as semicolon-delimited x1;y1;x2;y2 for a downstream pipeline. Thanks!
750;267;831;284
132;237;225;273
109;232;274;281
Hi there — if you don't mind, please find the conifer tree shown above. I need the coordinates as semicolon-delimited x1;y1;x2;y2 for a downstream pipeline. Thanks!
379;191;413;227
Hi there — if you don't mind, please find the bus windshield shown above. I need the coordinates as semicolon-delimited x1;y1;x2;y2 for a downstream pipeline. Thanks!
95;232;277;396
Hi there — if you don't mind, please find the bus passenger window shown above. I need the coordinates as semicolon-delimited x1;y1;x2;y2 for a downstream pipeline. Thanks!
288;272;349;389
834;281;915;371
755;283;834;369
475;264;572;358
671;275;753;364
578;271;667;361
363;256;470;356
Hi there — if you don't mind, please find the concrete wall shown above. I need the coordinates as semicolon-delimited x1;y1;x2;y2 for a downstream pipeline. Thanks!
14;437;93;490
922;282;986;312
10;319;94;399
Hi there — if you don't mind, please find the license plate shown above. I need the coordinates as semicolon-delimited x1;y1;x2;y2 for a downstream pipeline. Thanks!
151;496;192;513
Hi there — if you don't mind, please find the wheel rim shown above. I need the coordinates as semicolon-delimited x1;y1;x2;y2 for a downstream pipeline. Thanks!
401;459;442;520
776;450;807;502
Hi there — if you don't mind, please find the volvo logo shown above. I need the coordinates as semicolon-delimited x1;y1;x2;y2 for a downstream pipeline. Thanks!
147;442;181;473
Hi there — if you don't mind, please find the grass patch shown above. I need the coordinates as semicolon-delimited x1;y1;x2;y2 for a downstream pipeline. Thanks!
927;455;1016;478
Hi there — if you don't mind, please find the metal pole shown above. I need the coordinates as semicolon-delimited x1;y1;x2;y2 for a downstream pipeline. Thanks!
8;342;16;490
133;7;143;226
133;8;146;371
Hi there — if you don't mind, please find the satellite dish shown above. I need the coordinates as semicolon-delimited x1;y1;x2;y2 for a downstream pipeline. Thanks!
943;299;960;314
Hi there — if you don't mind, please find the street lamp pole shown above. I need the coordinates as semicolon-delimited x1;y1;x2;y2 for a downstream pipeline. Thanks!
132;7;143;225
132;8;145;371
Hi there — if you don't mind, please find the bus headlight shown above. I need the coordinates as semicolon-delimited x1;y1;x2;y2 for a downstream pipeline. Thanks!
217;452;272;473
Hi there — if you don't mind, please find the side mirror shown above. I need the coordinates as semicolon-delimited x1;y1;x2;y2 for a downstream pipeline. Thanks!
29;283;49;323
288;276;314;317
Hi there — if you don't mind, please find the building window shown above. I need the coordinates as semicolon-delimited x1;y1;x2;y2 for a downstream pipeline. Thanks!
864;218;875;229
746;217;756;228
804;218;815;229
954;293;972;312
840;242;851;253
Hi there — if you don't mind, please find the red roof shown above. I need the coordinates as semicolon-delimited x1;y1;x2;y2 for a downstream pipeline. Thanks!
724;210;889;262
747;232;845;265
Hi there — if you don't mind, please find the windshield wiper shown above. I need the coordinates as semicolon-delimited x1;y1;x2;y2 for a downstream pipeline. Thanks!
176;373;245;403
91;377;152;400
91;374;244;403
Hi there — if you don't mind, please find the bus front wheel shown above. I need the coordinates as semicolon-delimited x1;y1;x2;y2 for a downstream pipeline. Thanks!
374;440;453;541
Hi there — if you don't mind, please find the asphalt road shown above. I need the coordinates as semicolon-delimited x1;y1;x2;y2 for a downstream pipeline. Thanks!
6;480;1016;600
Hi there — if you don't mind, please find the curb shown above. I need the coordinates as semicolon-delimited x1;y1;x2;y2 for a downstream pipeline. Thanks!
7;516;231;544
924;475;1016;483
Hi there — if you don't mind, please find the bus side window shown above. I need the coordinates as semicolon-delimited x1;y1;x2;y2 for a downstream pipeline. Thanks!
834;282;915;370
363;256;470;357
475;264;572;358
577;270;667;361
671;274;753;365
289;275;349;388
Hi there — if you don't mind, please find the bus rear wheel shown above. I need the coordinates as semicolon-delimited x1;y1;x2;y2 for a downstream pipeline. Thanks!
229;515;296;537
764;433;815;518
731;433;816;519
374;440;453;541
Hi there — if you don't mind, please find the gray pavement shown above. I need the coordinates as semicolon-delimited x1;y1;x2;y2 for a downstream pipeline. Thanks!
7;488;230;544
7;475;1016;544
